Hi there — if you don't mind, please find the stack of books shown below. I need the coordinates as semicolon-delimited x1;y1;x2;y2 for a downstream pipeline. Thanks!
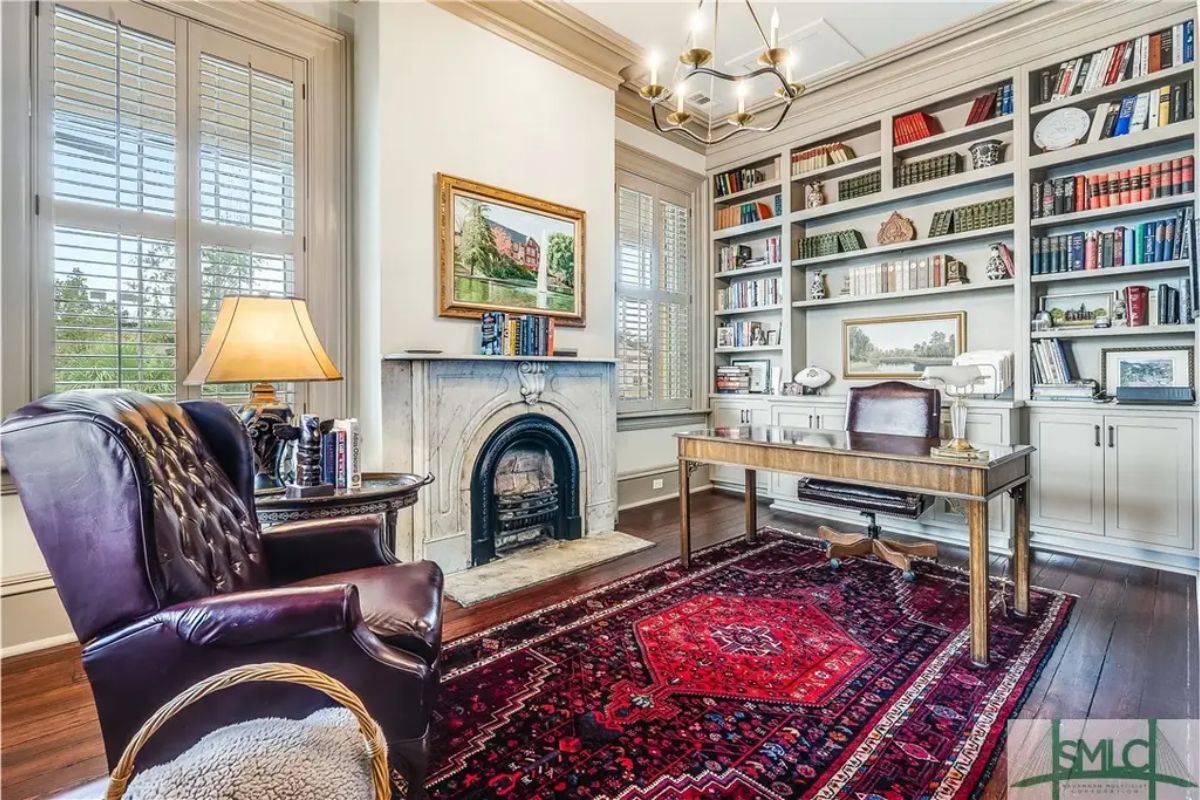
1031;156;1194;218
717;277;782;310
714;167;768;198
1086;77;1195;143
1030;339;1080;386
715;195;782;230
800;230;866;259
928;198;1014;236
1031;209;1194;274
480;312;555;356
713;236;783;271
791;143;856;175
1037;22;1195;104
1031;381;1099;402
965;83;1013;123
895;152;961;188
893;111;941;145
320;419;362;489
837;170;882;200
716;321;778;349
841;255;956;297
715;365;752;394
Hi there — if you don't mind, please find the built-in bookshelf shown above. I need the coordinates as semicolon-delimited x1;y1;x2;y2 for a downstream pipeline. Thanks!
707;9;1198;405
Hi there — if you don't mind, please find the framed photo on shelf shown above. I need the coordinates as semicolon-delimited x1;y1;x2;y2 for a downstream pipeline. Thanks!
1040;290;1115;328
1100;346;1195;396
716;327;734;348
842;312;966;379
732;359;771;393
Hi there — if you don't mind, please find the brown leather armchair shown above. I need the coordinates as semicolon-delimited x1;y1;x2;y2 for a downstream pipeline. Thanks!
796;380;942;579
1;390;443;791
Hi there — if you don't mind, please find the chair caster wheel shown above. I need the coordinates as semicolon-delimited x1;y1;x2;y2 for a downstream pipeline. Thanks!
902;570;915;582
829;558;841;570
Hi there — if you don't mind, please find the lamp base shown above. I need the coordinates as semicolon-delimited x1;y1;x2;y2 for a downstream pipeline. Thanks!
931;441;989;461
285;481;336;499
238;382;292;490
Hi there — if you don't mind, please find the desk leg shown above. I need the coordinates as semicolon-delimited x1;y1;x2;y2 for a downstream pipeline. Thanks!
967;500;990;668
745;469;758;541
679;459;692;570
1012;483;1030;617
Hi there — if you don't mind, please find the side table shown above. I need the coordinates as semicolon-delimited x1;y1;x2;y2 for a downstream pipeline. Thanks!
255;472;433;553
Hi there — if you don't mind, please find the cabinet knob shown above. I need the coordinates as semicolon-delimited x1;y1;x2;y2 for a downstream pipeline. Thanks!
1094;424;1101;447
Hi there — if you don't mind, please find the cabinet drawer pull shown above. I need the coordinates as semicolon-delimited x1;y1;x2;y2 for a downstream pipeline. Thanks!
808;414;813;427
1107;425;1114;448
816;415;822;429
1094;424;1101;447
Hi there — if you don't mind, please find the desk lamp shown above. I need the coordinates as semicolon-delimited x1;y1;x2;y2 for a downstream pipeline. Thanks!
922;365;987;460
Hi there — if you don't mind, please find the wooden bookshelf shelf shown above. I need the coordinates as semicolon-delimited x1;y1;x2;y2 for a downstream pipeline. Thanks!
714;263;785;280
712;217;784;240
792;163;1013;223
1028;121;1195;171
789;153;882;183
1029;193;1196;229
792;280;1013;308
715;345;784;354
1030;62;1197;116
1030;259;1192;283
893;115;1013;156
714;179;783;204
792;224;1015;268
714;305;784;317
1031;324;1196;339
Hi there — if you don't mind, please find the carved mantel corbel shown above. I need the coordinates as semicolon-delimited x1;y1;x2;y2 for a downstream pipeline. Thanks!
518;361;549;405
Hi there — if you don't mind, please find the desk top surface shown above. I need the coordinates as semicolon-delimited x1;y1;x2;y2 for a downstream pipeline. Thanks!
677;426;1033;470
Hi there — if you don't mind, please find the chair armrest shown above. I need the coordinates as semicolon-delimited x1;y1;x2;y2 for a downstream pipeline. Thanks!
152;585;361;646
262;514;397;585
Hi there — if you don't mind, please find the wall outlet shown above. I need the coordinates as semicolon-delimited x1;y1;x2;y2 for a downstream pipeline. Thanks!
652;478;664;490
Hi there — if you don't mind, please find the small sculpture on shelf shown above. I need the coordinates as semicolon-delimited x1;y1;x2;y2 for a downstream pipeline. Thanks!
804;181;825;209
1031;311;1051;332
810;270;828;300
945;257;969;285
877;211;917;245
1112;297;1127;327
968;139;1004;169
273;414;336;498
839;274;852;296
985;243;1010;281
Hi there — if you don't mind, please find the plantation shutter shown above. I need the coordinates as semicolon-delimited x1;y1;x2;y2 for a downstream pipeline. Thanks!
615;171;694;413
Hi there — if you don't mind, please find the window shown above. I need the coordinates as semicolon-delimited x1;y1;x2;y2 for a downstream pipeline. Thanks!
38;2;310;402
615;169;695;414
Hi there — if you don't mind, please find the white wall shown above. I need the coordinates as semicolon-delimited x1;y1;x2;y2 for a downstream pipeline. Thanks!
615;118;706;175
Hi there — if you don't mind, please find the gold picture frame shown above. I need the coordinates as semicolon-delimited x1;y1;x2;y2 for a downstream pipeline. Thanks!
437;173;586;325
842;311;966;379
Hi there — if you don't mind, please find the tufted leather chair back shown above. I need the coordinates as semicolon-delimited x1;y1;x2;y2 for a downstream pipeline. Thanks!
2;390;268;642
845;381;941;438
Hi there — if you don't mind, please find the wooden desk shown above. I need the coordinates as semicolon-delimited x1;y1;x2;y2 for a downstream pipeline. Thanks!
676;426;1034;668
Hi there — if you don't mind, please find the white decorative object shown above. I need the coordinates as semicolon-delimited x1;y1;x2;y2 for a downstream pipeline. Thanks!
810;270;827;300
952;350;1013;396
804;181;825;208
922;365;988;460
1033;107;1090;152
794;365;832;393
518;361;549;405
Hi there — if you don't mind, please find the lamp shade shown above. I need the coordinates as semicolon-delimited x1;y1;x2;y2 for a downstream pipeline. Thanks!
184;296;342;385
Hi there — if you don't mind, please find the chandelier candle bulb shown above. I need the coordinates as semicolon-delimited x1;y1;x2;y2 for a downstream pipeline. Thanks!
648;51;659;87
770;8;779;47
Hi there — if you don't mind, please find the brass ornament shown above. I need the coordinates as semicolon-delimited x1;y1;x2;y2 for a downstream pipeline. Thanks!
876;211;917;245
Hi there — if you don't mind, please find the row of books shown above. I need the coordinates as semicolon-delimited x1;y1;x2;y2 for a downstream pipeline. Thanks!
1030;211;1193;274
715;196;782;230
715;237;782;273
716;321;779;349
715;365;752;394
1085;79;1194;143
895;152;961;188
716;277;782;310
929;197;1015;236
791;143;856;176
893;111;941;146
1030;156;1194;218
1037;22;1195;104
1030;339;1078;385
800;230;866;259
713;167;768;198
479;312;556;356
839;255;962;297
320;419;362;490
837;170;881;201
965;83;1013;124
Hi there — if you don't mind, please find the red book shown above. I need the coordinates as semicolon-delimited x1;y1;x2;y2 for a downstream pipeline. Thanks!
1114;227;1125;267
1075;176;1086;211
1171;158;1183;195
1085;232;1098;269
1105;42;1126;85
1119;169;1132;204
1108;172;1120;206
1088;175;1103;209
1150;162;1162;198
1140;164;1151;201
1124;285;1149;326
1183;155;1194;192
1148;34;1162;72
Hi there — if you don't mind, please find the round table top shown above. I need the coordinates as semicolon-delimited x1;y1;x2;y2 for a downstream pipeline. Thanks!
255;471;432;511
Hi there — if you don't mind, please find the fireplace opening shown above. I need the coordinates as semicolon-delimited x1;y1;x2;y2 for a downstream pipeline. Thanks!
470;414;581;566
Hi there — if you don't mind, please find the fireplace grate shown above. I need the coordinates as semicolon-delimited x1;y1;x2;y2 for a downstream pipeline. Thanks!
495;483;560;551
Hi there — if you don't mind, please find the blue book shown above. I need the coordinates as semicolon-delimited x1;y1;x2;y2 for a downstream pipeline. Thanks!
1002;84;1013;115
1070;232;1085;270
1185;20;1194;63
1113;95;1137;136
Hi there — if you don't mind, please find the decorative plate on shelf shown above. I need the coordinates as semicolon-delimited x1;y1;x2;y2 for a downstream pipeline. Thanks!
1033;107;1090;152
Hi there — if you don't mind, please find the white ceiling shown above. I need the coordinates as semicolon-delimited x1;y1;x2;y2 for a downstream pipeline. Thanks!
570;1;1002;114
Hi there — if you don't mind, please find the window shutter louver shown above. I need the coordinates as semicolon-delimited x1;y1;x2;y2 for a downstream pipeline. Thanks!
617;296;652;403
660;200;689;295
617;186;653;289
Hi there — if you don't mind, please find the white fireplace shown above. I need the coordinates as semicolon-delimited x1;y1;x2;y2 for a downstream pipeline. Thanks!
381;355;618;573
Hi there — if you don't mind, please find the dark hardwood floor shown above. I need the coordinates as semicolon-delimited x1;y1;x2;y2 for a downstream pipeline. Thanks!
2;490;1196;799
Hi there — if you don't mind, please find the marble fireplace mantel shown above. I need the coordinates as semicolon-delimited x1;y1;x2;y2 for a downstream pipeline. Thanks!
381;355;618;573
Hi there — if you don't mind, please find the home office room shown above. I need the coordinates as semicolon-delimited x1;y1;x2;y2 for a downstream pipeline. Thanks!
0;0;1196;798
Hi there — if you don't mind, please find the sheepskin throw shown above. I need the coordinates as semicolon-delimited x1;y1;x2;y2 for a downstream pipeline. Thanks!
125;708;374;800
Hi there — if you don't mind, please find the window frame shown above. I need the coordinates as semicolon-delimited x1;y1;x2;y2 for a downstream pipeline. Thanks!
18;0;348;415
614;144;705;418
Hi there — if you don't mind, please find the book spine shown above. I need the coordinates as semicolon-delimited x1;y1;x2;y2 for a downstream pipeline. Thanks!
334;426;347;489
347;418;361;489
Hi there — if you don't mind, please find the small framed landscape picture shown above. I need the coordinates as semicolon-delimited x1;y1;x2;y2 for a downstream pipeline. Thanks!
732;359;771;393
1100;346;1195;396
842;312;965;379
1040;290;1114;328
437;173;585;325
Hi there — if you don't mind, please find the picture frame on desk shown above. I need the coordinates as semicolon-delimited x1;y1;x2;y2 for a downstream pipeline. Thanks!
1100;346;1195;397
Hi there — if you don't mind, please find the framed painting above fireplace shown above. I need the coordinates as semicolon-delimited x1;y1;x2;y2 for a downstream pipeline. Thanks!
437;173;586;325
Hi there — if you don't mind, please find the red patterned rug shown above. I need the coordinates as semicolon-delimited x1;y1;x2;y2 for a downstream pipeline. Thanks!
429;528;1072;799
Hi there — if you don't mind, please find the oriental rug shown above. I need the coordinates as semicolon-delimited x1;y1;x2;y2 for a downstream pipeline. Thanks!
428;528;1072;799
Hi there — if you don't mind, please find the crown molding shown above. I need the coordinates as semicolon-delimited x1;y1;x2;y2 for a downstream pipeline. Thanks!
429;0;639;90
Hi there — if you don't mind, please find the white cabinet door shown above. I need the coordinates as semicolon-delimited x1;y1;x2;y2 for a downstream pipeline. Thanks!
1028;411;1106;537
814;408;845;432
1104;415;1195;549
770;405;814;499
710;402;746;488
933;410;1009;533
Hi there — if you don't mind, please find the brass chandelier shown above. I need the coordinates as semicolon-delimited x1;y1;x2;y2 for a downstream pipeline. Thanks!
639;0;805;146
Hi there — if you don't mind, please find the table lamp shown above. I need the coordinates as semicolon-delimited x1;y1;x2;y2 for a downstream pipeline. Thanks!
922;365;987;460
184;296;342;490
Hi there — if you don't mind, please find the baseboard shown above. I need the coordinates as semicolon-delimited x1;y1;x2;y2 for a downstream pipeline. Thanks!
618;464;712;510
1;632;77;661
619;483;713;511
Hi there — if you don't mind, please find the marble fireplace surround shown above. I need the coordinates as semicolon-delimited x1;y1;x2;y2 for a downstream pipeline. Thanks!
381;355;618;573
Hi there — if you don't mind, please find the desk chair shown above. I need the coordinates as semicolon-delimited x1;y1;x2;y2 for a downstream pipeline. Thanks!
796;381;941;580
